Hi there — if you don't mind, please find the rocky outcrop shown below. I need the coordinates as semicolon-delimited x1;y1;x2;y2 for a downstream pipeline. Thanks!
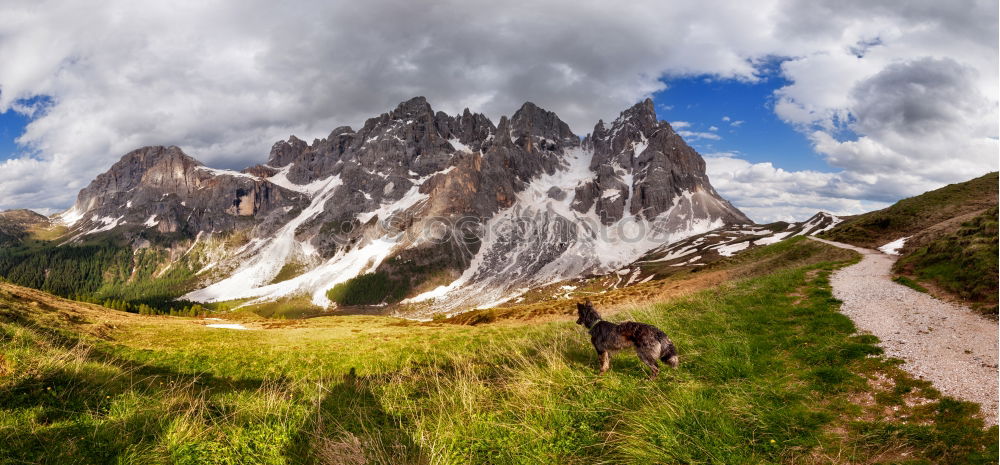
62;146;306;243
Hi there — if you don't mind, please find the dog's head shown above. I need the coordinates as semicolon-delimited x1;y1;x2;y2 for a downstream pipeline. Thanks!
575;299;600;328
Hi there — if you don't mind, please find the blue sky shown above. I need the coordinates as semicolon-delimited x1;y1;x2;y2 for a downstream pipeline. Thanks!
652;75;830;173
0;109;29;162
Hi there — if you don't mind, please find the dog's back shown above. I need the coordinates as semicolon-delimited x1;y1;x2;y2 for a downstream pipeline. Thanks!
617;322;679;368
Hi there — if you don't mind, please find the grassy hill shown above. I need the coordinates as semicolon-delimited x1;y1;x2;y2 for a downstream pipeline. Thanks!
820;173;998;313
820;172;997;249
895;207;999;315
1;238;995;464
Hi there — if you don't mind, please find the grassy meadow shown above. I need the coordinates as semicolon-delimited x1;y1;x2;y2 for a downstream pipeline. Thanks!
0;238;996;464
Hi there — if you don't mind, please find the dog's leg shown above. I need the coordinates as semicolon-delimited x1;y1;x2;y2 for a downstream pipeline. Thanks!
598;351;610;375
637;345;661;379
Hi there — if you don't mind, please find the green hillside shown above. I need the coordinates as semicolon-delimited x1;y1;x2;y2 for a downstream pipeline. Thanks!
895;207;999;315
821;172;998;248
1;238;995;464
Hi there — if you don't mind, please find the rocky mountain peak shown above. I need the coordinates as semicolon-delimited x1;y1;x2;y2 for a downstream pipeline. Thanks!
391;96;434;119
510;101;579;151
121;145;199;167
268;135;309;168
495;115;514;148
452;109;495;148
617;98;657;127
61;144;305;241
96;146;203;193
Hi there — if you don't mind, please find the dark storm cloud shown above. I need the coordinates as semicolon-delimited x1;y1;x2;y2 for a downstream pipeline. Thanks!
851;58;987;138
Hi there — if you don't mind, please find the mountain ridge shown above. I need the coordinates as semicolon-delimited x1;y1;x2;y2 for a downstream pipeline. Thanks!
36;97;751;312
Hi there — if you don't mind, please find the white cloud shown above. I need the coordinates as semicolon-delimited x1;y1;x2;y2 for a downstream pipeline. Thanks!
722;116;731;122
671;121;691;129
678;130;722;141
0;0;995;216
705;153;890;223
708;125;719;131
769;0;998;208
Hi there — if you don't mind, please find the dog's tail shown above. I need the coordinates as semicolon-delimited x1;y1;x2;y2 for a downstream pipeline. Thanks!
659;337;679;368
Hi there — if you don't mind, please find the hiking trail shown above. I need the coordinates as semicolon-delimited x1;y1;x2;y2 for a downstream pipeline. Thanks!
810;237;998;426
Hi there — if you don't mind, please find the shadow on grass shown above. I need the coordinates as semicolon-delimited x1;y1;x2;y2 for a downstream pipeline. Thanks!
291;367;427;465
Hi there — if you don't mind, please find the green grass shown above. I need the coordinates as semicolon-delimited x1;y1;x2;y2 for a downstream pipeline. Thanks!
326;272;409;306
893;275;929;293
268;263;307;285
240;296;327;319
821;172;998;248
0;240;996;464
894;207;998;315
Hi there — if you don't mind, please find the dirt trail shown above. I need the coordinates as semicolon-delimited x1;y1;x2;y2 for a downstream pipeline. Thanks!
810;237;998;426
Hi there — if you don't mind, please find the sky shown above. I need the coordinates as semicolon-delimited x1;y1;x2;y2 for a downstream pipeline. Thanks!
0;0;997;223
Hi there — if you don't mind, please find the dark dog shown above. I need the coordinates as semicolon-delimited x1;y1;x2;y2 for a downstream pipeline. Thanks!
575;300;678;378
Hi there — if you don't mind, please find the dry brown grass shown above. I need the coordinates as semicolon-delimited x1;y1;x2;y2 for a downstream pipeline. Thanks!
314;433;368;465
0;281;140;328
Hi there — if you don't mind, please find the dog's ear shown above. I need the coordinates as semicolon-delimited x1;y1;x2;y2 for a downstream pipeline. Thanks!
583;299;593;310
576;302;586;313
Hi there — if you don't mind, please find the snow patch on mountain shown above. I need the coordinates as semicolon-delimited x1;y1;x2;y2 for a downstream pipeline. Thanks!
184;168;448;307
55;205;85;226
357;182;429;224
266;164;331;196
85;215;125;235
754;230;792;245
448;138;475;153
196;166;260;180
183;174;343;303
795;212;842;236
715;241;750;257
404;148;725;308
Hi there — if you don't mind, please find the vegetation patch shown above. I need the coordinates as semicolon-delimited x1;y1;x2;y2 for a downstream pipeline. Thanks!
326;272;409;306
893;275;929;293
895;206;999;316
241;296;326;319
0;236;210;314
268;262;307;285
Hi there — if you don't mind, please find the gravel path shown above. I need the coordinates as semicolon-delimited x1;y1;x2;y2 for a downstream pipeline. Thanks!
811;237;998;426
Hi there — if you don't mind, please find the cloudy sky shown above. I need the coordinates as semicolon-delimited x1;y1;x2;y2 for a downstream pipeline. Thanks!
0;0;996;222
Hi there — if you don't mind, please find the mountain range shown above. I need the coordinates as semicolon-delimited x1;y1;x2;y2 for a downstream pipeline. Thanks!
2;97;835;314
